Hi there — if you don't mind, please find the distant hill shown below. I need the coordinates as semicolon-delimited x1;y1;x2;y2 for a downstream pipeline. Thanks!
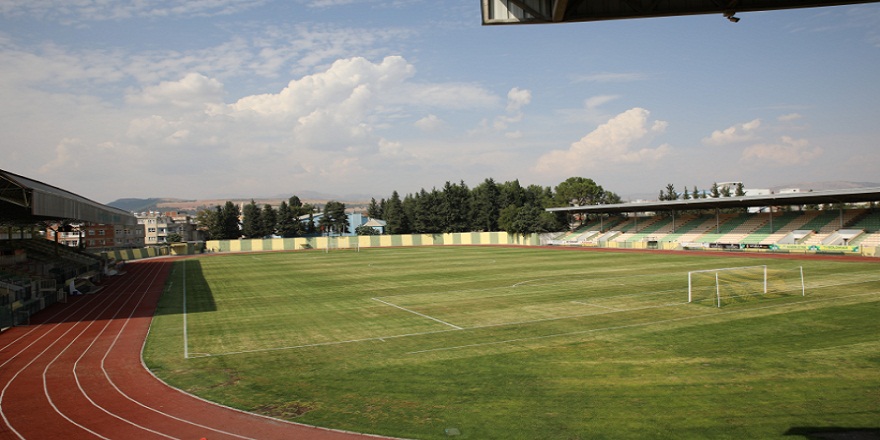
107;198;191;213
769;181;880;192
107;195;373;214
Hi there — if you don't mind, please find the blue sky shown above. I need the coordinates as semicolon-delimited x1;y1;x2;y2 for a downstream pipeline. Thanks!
1;1;878;203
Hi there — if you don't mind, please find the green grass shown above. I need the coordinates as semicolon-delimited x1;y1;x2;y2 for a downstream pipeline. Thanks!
143;247;880;439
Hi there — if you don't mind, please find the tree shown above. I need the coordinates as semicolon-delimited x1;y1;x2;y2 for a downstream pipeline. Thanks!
411;188;443;233
720;185;732;197
166;233;183;243
196;207;221;240
666;183;679;201
355;225;380;235
441;180;471;233
384;191;408;234
497;204;519;232
554;177;607;206
276;201;298;238
241;200;263;238
367;198;382;219
471;178;501;231
261;204;277;237
710;182;721;198
553;177;611;228
319;201;349;235
499;179;526;209
220;201;241;239
735;182;746;197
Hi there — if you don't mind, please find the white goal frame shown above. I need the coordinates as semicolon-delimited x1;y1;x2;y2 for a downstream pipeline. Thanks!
688;265;767;308
688;265;805;307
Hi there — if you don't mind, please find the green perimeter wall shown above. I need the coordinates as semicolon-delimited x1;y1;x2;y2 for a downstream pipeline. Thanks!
206;232;538;254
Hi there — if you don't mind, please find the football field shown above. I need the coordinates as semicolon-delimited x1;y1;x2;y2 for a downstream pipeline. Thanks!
144;247;880;439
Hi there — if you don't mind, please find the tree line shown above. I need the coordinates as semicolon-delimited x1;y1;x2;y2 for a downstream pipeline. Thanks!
197;176;621;240
367;176;619;236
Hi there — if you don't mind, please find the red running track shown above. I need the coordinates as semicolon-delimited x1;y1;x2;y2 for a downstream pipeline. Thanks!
0;259;394;440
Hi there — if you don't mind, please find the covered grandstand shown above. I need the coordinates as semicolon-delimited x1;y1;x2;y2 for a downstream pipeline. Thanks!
1;168;136;329
546;187;880;254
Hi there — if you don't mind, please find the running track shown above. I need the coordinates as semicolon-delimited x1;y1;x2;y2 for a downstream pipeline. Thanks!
0;259;392;440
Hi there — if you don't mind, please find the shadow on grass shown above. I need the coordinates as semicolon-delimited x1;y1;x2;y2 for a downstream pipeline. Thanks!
784;427;880;439
155;259;216;316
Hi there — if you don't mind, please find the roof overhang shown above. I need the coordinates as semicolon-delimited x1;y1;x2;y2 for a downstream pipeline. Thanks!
481;0;880;24
0;169;137;226
547;187;880;215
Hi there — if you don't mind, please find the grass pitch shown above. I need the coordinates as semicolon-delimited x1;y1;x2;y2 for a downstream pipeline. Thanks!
144;247;880;439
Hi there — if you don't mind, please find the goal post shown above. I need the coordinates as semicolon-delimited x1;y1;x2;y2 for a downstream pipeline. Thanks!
688;265;804;307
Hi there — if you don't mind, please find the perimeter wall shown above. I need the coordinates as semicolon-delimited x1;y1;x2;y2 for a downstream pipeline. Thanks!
205;232;540;254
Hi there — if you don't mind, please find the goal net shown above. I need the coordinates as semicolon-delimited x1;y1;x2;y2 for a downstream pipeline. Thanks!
688;265;804;307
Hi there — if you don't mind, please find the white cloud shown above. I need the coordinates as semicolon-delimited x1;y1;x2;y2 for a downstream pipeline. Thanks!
534;108;670;174
0;0;267;22
777;113;803;122
741;136;823;165
126;73;225;108
414;114;444;131
506;87;531;112
702;119;761;146
571;72;648;83
585;95;618;109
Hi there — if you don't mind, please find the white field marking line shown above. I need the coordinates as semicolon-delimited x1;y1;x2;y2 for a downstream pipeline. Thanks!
790;340;879;354
182;259;188;359
198;299;692;359
511;279;541;288
59;264;180;439
371;297;463;330
98;261;259;440
187;328;460;358
0;282;129;440
188;279;879;359
571;301;620;311
407;291;880;355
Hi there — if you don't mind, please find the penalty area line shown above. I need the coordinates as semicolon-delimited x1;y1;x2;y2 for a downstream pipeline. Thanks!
372;297;463;330
406;291;880;355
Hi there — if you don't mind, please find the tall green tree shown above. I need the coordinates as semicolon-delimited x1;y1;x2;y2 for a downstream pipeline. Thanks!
471;178;501;232
441;180;471;233
220;201;241;239
261;204;277;237
276;201;299;238
319;201;349;235
383;191;408;234
241;200;263;238
367;198;382;219
662;183;678;201
735;182;746;197
411;189;443;233
196;207;221;240
499;179;526;209
710;182;721;198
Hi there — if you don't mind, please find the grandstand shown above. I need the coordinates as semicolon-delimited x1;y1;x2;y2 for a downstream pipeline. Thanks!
0;168;135;329
547;187;880;255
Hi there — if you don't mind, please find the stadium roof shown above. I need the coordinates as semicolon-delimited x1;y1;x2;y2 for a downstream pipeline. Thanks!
0;169;137;226
546;187;880;215
481;0;880;24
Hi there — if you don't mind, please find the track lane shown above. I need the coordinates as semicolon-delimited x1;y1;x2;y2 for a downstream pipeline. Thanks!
0;259;393;440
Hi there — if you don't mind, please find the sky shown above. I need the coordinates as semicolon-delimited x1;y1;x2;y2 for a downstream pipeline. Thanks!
1;0;879;203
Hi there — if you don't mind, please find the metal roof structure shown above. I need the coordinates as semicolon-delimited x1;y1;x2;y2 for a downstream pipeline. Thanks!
0;169;137;226
481;0;880;24
546;187;880;215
